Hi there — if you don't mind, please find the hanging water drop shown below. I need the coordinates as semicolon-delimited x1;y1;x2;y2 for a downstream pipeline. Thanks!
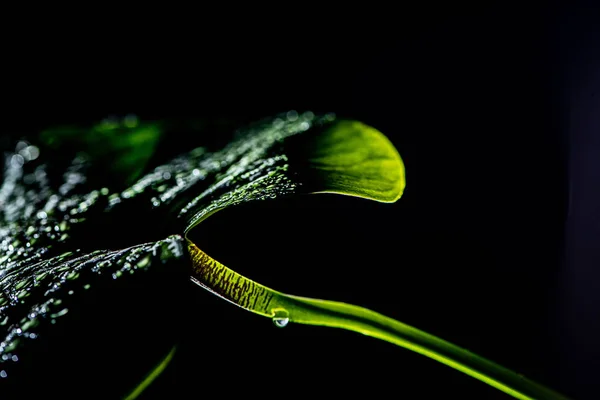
272;309;289;328
273;317;289;328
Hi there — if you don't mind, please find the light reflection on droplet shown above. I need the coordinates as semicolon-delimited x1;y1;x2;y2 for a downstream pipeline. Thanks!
18;145;40;161
272;309;290;328
10;154;25;168
273;317;289;328
27;145;40;160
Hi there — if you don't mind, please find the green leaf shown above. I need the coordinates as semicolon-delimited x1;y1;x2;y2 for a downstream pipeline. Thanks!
180;113;405;233
290;119;405;202
39;115;162;187
0;112;567;399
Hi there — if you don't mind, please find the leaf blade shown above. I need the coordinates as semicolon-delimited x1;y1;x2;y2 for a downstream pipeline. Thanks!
302;120;405;202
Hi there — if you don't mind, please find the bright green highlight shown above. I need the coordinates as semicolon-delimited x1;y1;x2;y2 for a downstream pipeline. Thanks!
188;241;568;400
183;115;566;399
183;118;406;235
123;345;177;400
306;120;405;202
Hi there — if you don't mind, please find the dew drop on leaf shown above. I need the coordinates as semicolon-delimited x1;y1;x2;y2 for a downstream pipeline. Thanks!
272;309;290;328
273;318;289;328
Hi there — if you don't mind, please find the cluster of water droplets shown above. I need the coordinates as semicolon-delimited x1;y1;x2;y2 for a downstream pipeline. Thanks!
98;111;335;234
182;111;335;231
0;231;184;378
0;111;336;378
0;130;188;378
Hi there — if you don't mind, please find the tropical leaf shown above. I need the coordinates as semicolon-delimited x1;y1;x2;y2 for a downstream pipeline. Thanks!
1;111;400;397
0;112;567;399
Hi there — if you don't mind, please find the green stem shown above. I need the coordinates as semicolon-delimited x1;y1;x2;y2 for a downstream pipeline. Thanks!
123;345;177;400
187;240;569;400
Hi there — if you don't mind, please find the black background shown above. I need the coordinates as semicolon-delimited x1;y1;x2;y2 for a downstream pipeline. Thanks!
2;3;599;399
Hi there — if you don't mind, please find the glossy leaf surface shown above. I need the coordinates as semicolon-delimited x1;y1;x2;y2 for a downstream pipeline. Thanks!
0;112;566;399
0;112;402;397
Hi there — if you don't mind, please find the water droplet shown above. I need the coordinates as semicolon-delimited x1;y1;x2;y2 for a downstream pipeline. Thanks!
50;308;69;318
302;111;314;120
15;141;29;152
27;145;40;160
286;110;298;121
0;370;7;378
10;154;25;168
272;309;290;328
22;319;38;331
273;317;289;328
66;271;79;280
11;355;18;362
137;256;150;268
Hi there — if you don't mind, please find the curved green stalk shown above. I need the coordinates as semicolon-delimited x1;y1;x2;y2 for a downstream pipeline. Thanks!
187;240;569;400
123;345;177;400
